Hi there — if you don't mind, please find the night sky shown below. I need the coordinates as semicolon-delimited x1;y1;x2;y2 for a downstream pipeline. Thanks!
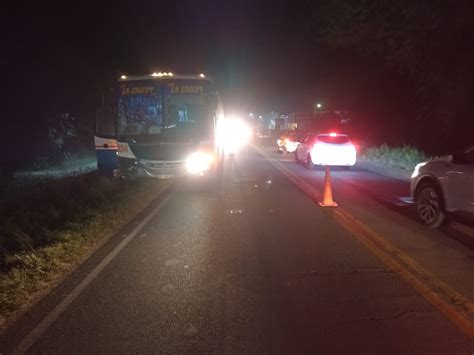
4;1;328;163
3;1;473;164
5;2;319;110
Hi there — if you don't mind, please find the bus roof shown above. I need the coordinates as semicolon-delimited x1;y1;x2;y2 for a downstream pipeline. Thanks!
118;73;213;82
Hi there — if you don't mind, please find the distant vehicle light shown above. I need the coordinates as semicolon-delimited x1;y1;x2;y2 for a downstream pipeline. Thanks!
151;72;159;77
329;132;337;137
120;75;127;79
185;152;214;175
168;72;174;76
199;73;205;78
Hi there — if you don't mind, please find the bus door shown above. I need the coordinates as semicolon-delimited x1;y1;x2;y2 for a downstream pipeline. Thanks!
95;108;119;177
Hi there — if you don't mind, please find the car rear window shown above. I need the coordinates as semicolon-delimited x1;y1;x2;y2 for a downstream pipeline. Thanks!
317;135;350;144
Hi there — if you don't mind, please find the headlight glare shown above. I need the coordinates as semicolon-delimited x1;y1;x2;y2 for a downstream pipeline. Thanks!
185;152;214;175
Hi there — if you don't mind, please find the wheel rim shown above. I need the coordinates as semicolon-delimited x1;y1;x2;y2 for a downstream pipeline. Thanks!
417;187;440;224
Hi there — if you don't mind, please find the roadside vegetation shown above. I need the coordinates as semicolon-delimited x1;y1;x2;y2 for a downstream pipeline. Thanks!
0;153;98;206
361;144;432;172
12;154;97;184
0;174;170;329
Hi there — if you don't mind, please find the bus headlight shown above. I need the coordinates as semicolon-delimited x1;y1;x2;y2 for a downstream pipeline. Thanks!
185;152;214;175
216;117;251;154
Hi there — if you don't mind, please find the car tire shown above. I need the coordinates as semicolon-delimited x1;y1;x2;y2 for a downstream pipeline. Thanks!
415;182;445;228
306;153;315;169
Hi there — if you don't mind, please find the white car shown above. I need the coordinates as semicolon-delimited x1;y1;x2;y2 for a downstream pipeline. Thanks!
295;133;357;168
411;144;474;228
277;132;304;153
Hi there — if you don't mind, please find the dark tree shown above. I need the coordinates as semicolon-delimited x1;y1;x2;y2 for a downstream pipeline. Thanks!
304;0;474;152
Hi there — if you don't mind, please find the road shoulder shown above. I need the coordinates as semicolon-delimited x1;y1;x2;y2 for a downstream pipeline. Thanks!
0;179;173;336
356;158;411;181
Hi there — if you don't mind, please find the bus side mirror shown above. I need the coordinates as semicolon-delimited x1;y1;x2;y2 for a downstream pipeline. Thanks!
96;108;115;137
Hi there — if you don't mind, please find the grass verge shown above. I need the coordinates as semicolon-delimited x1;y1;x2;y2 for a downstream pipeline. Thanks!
361;144;432;172
0;174;171;331
1;154;98;200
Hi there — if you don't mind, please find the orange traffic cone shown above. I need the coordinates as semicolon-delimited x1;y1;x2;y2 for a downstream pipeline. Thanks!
319;166;338;207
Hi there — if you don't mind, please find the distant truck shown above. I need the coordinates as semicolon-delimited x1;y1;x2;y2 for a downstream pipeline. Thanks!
287;111;352;134
287;112;317;131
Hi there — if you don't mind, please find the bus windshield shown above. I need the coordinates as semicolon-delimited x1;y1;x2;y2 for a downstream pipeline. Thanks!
165;94;213;129
117;84;163;136
116;80;215;140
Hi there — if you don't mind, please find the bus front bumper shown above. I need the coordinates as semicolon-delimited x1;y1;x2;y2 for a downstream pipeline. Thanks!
119;157;216;179
140;159;187;178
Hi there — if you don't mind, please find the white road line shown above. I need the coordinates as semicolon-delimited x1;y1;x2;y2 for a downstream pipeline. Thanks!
12;194;173;355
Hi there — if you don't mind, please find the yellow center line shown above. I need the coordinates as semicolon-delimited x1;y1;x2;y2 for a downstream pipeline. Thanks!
252;143;474;339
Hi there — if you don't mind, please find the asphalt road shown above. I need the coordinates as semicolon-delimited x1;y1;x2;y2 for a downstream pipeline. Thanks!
4;142;474;354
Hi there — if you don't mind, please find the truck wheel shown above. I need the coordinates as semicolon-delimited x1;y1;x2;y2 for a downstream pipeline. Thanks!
415;182;445;228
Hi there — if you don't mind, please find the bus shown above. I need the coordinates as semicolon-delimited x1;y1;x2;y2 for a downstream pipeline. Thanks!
95;73;225;178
